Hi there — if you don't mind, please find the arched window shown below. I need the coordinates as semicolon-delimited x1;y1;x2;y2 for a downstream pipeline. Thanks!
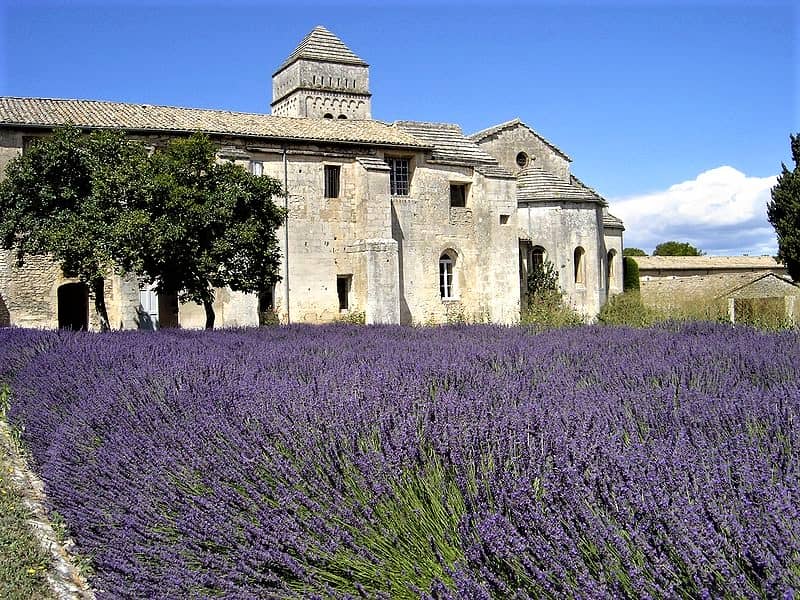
439;250;457;299
0;293;9;327
530;246;546;271
574;247;586;286
323;113;334;119
337;114;347;119
607;249;617;286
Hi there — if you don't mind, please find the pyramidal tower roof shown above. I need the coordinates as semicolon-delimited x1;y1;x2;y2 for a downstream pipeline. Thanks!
274;26;368;75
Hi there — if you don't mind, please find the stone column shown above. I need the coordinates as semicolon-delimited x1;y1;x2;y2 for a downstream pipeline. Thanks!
363;239;400;324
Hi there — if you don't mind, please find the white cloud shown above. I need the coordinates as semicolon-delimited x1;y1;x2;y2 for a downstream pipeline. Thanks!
610;166;778;256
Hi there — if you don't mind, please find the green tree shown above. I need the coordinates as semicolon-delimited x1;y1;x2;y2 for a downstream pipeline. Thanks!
0;126;149;330
132;133;286;329
622;247;647;256
653;240;704;256
767;133;800;281
522;259;583;327
622;256;640;291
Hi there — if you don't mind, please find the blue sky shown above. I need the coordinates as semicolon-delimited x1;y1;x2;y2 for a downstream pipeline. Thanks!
1;0;798;255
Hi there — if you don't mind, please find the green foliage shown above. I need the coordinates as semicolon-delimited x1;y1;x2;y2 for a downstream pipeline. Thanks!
296;444;466;597
258;308;280;326
122;133;286;329
652;240;704;256
0;128;286;330
521;260;584;327
526;258;559;298
0;126;150;330
622;256;640;291
622;247;647;256
335;310;366;325
767;133;800;281
597;292;659;327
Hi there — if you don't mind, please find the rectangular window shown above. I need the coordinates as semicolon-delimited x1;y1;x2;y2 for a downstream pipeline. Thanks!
386;157;410;196
249;160;263;176
337;275;351;311
449;184;467;208
499;214;510;224
439;257;454;299
324;165;341;198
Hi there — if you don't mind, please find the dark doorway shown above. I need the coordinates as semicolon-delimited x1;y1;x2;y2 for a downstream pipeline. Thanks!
337;275;351;312
57;283;89;331
158;293;180;329
0;294;10;327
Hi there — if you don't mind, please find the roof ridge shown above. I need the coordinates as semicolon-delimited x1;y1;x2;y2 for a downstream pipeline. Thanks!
394;120;463;130
0;96;428;148
470;117;571;162
0;96;396;126
468;118;521;141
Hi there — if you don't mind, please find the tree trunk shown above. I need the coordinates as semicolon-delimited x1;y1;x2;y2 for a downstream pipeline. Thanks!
91;277;111;332
203;299;215;330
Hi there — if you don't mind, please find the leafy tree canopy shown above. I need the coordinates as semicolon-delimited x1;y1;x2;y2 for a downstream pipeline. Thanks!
652;241;704;256
0;127;286;330
767;133;800;281
130;133;286;329
0;125;149;330
622;247;647;256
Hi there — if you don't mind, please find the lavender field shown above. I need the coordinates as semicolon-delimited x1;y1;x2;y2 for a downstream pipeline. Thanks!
0;324;798;599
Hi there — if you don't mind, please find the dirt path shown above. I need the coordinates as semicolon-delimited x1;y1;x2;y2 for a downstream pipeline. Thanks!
0;419;95;600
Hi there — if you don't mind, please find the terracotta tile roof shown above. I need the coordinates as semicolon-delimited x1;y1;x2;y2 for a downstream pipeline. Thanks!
275;26;367;74
0;97;427;148
394;121;513;178
517;165;603;203
633;255;785;271
468;118;571;162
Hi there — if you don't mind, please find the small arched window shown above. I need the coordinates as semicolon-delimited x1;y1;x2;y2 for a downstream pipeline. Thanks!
530;246;546;271
439;251;457;299
337;114;347;119
607;249;617;285
574;247;586;286
323;113;334;119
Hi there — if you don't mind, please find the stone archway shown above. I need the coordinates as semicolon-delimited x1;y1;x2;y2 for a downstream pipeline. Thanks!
57;282;89;331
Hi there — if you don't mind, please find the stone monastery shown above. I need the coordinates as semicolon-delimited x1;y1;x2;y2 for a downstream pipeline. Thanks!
0;26;624;329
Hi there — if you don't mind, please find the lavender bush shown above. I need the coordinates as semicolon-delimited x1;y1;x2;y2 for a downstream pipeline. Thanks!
0;323;798;598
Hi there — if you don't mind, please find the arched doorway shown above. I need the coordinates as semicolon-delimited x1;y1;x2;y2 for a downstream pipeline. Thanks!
0;293;9;327
57;283;89;331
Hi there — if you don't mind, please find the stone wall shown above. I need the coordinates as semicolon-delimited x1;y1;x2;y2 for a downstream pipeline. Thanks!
518;202;607;317
475;123;570;180
389;156;519;324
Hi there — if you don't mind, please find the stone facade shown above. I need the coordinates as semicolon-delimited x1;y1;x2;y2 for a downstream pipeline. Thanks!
0;25;624;329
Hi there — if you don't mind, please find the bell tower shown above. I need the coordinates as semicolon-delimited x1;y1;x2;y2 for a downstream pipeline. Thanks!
271;26;372;120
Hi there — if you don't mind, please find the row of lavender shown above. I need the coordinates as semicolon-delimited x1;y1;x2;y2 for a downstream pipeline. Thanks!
0;324;798;598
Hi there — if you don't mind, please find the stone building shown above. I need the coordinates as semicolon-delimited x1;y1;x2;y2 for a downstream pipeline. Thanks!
0;25;624;329
632;255;796;323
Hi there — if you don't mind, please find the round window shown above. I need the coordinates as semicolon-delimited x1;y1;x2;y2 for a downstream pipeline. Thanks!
516;152;529;168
